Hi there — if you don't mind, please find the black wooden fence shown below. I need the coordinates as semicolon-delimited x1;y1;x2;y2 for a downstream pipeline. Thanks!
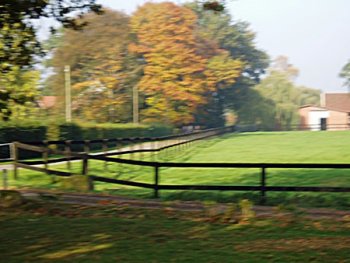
87;156;350;204
0;143;14;163
11;125;350;204
236;123;350;132
12;126;232;179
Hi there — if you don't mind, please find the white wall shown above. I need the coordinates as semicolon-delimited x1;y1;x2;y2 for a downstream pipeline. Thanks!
309;110;329;131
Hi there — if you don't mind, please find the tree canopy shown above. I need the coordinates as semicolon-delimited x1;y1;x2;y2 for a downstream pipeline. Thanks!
47;2;261;126
187;2;269;126
47;9;133;122
129;2;242;125
43;1;269;127
253;57;320;129
0;67;40;121
339;60;350;90
2;1;324;129
0;0;102;72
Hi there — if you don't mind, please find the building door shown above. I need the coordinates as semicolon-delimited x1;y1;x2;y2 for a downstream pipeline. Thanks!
308;110;329;131
320;118;327;130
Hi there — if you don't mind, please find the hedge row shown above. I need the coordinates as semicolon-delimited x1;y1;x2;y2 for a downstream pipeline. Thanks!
0;121;173;159
0;122;172;143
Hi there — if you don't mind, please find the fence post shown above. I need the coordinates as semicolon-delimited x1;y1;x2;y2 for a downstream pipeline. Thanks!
154;165;159;198
43;141;49;174
151;139;156;162
82;155;89;175
65;140;71;170
117;139;126;175
84;140;90;154
102;139;108;169
130;138;135;160
260;166;266;205
139;138;144;161
87;175;94;191
2;169;8;189
43;141;55;183
12;142;18;180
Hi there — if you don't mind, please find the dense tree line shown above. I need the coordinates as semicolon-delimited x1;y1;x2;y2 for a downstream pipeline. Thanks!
237;56;320;130
0;0;102;121
1;1;322;129
339;60;350;90
46;2;268;127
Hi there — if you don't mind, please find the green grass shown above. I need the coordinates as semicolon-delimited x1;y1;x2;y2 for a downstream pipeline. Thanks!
2;201;350;262
9;131;350;208
186;131;350;163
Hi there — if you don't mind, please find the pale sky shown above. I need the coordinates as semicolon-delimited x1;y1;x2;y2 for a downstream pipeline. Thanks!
96;1;350;92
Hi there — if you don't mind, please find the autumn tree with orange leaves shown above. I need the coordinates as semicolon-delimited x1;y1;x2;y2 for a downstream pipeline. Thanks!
46;2;268;127
130;2;242;126
47;10;134;122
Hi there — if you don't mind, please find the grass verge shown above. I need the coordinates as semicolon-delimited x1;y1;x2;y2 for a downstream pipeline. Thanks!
1;199;350;262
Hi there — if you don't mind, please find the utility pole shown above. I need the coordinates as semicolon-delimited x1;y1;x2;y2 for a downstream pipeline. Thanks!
133;85;139;124
64;65;72;122
108;88;115;122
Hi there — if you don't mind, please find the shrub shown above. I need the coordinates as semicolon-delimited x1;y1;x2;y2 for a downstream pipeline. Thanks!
0;121;173;159
59;175;92;192
0;190;24;208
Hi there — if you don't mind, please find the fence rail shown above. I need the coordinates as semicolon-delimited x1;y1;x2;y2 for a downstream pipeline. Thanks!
0;143;14;163
86;156;350;202
10;126;350;204
12;126;233;176
236;123;350;132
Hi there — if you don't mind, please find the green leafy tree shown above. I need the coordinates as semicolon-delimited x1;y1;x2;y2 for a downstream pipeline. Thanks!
47;9;134;122
0;0;102;72
0;67;40;121
232;87;276;130
130;2;242;126
45;2;267;127
254;57;320;130
188;3;269;126
255;71;300;129
339;60;350;90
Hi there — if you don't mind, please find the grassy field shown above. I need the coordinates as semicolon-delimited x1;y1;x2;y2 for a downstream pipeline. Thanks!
2;200;350;262
8;131;350;208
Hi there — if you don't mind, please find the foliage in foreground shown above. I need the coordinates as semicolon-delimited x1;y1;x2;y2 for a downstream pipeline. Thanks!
0;67;41;121
1;199;350;262
0;0;102;72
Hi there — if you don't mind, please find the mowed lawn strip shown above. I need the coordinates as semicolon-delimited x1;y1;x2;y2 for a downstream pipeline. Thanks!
186;131;350;163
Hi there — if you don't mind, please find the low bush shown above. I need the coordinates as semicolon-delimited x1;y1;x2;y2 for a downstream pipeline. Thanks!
0;190;23;208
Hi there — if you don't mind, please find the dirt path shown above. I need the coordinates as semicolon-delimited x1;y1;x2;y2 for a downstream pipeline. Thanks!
0;164;13;170
17;189;350;220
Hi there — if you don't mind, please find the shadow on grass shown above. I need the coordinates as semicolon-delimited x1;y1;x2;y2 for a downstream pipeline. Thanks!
105;188;350;209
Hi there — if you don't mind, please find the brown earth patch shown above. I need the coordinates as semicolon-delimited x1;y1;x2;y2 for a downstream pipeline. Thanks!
235;237;350;252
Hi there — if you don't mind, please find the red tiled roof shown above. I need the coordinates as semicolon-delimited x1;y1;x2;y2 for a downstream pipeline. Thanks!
325;93;350;112
299;105;327;111
38;96;56;109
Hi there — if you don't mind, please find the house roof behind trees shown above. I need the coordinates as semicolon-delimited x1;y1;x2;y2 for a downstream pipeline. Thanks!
38;96;56;109
324;93;350;112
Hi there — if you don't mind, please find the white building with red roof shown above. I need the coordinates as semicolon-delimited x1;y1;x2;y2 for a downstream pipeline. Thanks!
299;93;350;130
